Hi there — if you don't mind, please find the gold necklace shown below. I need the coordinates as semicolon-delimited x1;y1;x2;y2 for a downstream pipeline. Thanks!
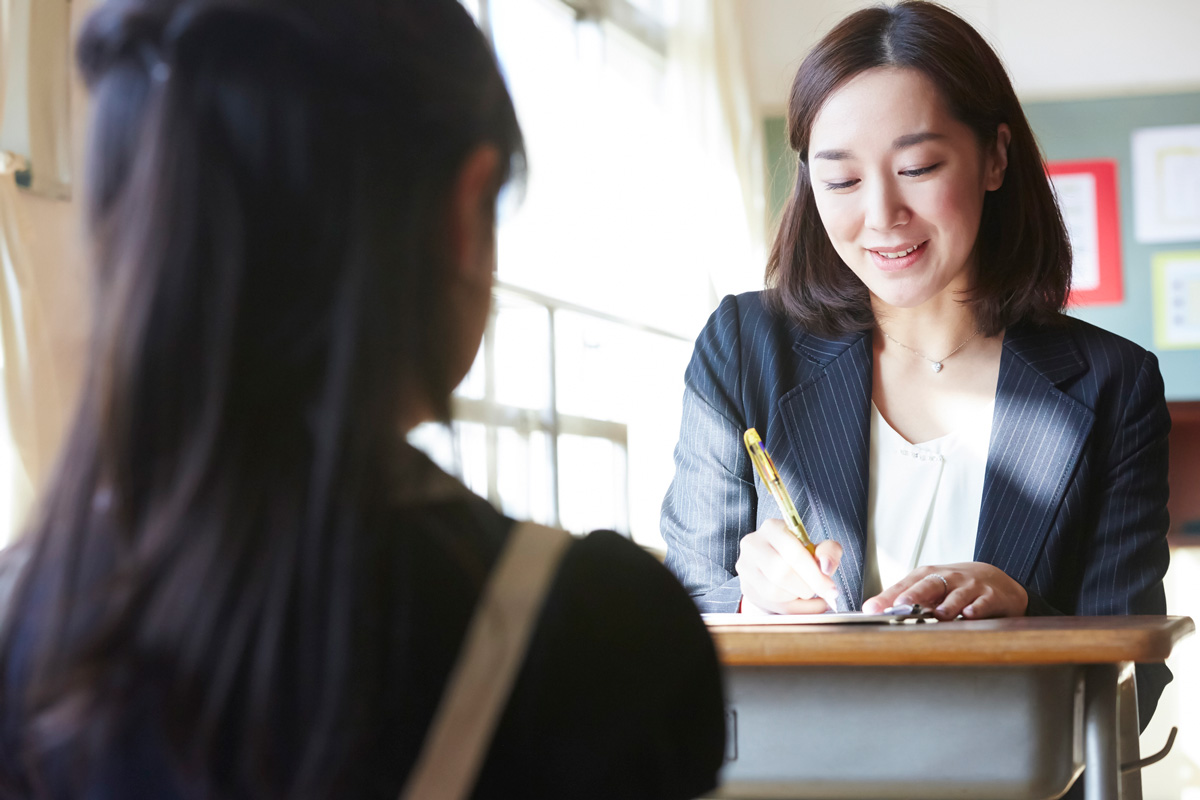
879;326;982;373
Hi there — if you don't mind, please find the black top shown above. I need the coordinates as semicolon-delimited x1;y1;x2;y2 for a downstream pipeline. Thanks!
1;457;726;799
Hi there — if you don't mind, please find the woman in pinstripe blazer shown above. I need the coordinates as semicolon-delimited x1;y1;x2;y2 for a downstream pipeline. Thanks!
661;1;1171;727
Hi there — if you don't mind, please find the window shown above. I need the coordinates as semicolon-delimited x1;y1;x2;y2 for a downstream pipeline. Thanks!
424;0;759;547
412;282;692;541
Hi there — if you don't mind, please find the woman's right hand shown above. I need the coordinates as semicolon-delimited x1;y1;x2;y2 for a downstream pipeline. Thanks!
736;519;843;614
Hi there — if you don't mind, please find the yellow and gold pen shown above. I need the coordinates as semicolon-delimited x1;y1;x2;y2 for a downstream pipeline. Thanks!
743;428;816;557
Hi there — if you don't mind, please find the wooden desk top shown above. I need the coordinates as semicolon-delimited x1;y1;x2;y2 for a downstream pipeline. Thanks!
708;615;1195;667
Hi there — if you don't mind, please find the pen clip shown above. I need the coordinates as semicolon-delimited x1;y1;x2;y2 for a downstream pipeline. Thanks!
743;429;777;487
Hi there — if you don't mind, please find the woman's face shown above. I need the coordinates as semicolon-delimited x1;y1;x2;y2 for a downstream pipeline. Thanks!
806;67;1008;312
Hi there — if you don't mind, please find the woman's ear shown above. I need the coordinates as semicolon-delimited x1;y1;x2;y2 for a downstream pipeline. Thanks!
440;145;502;408
448;145;502;283
985;123;1011;192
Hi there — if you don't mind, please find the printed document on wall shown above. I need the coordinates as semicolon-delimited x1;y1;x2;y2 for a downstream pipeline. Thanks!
1133;125;1200;243
1153;251;1200;350
1047;160;1123;305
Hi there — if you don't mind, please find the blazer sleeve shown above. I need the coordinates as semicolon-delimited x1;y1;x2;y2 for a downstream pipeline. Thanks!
660;296;755;612
1026;349;1172;729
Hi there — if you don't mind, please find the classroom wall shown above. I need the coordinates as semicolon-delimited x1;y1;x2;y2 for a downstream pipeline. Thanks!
2;0;94;541
1022;93;1200;401
740;0;1200;114
9;15;91;399
8;189;88;418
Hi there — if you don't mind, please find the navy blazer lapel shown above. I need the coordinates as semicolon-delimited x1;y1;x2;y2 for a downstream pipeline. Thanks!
778;330;872;611
975;323;1094;584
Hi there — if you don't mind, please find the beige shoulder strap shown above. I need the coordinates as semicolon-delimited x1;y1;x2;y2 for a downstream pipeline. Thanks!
400;521;572;800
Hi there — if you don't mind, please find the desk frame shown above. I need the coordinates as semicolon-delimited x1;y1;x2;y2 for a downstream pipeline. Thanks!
706;616;1193;800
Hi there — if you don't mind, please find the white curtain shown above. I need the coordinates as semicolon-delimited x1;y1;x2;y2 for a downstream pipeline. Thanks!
490;0;766;340
1;0;72;198
672;0;766;300
462;0;766;545
0;0;73;544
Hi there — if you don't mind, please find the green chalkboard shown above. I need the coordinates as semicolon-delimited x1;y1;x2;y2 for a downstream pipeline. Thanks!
764;92;1200;400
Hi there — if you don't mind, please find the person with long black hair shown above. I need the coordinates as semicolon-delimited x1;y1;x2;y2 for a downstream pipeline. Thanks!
0;1;725;797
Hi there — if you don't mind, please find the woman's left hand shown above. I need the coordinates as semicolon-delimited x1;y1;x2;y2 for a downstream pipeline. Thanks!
861;562;1029;620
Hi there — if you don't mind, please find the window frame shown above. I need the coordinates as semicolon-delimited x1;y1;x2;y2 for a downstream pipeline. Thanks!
450;281;688;534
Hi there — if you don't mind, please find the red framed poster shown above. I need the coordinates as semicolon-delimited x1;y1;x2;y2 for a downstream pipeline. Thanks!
1046;159;1124;306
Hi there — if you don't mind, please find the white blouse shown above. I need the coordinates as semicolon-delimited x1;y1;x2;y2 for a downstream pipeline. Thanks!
861;401;994;600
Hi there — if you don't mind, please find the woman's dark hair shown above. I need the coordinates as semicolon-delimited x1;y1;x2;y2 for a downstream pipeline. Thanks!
0;0;522;796
765;0;1071;337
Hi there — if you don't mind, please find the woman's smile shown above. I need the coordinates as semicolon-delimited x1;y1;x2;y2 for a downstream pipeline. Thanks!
868;240;928;271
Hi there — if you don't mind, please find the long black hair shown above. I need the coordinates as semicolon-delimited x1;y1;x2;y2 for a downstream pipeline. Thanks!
0;0;522;796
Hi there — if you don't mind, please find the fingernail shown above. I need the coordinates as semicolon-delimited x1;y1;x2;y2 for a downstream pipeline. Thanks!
963;605;975;617
935;606;948;617
819;556;834;574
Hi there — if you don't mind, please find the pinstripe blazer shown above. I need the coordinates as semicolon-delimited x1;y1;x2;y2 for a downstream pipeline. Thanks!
661;291;1172;725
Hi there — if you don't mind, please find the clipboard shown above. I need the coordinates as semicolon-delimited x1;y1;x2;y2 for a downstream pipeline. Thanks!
703;604;938;626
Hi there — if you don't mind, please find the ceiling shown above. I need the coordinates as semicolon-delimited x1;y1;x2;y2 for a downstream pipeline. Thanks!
738;0;1200;114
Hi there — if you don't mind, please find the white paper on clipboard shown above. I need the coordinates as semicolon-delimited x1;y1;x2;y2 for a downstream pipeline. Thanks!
703;610;938;626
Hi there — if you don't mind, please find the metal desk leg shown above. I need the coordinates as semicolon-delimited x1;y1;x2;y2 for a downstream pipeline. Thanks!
1117;663;1142;800
1084;664;1119;800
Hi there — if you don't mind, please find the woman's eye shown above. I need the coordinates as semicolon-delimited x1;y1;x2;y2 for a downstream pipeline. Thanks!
900;163;941;178
823;179;859;191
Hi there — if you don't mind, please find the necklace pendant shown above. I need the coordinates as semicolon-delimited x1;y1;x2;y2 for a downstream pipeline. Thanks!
931;362;943;373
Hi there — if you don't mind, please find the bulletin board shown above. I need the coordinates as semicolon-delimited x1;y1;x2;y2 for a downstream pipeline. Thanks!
1024;92;1200;401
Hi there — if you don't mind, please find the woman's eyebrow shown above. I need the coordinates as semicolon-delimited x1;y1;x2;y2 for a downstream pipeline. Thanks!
812;148;853;161
893;131;946;149
812;131;946;162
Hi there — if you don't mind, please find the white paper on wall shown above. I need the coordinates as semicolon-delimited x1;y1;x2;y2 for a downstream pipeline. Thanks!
1049;171;1101;291
1133;124;1200;244
1153;251;1200;350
